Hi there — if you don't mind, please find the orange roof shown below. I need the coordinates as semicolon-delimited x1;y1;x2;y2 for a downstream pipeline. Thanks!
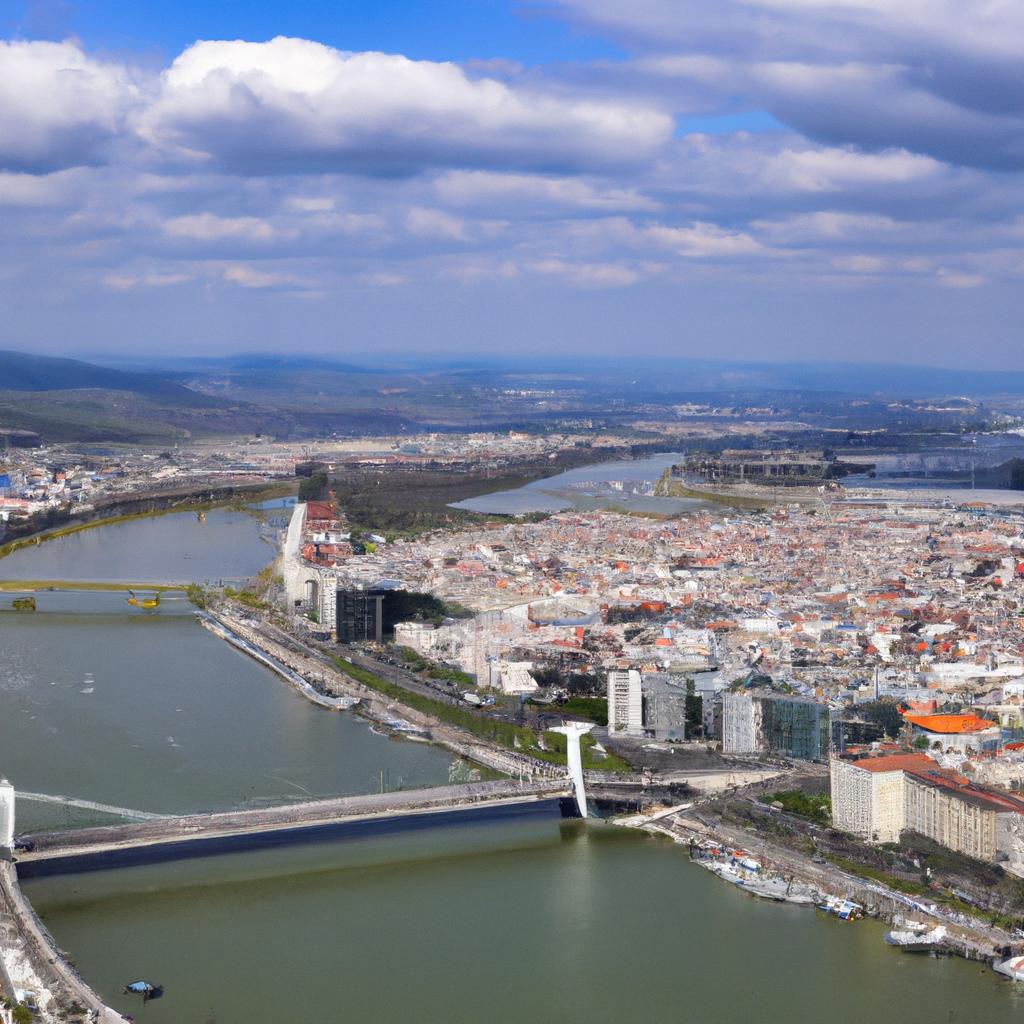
902;712;996;734
850;753;937;774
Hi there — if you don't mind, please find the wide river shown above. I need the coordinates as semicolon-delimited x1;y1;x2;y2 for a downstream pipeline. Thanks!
3;501;1024;1022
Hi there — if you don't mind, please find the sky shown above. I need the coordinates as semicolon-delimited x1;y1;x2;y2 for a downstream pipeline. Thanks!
1;0;1023;368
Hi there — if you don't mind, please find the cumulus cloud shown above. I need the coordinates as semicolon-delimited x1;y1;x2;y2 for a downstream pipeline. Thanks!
136;37;672;176
556;0;1024;170
0;40;138;172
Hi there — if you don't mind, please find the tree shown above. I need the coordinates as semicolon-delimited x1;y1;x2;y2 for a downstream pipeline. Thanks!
685;678;703;739
298;470;328;501
858;698;905;739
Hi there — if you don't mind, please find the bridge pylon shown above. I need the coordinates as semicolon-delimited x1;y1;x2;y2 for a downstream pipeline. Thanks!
549;722;594;817
0;777;14;853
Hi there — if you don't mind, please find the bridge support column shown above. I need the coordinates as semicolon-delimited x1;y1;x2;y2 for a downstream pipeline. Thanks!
550;723;594;818
0;778;14;854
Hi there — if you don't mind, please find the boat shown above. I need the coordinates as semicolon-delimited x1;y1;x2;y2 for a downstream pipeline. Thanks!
126;590;160;610
995;955;1024;981
884;921;948;952
123;981;162;1002
816;895;863;921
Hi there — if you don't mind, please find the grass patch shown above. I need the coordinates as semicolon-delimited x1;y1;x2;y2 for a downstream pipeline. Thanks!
329;654;628;772
554;696;609;727
765;790;831;822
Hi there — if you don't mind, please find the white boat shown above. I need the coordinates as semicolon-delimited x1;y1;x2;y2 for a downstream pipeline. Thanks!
884;923;947;952
817;895;863;921
994;955;1024;981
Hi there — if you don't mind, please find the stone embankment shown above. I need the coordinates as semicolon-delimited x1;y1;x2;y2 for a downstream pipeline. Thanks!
0;861;128;1023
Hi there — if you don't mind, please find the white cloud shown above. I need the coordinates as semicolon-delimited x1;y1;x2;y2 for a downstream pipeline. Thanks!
223;264;295;288
137;37;672;176
405;207;470;241
646;221;767;257
762;146;943;192
530;258;642;287
163;213;277;242
103;270;192;290
434;171;659;212
0;40;138;172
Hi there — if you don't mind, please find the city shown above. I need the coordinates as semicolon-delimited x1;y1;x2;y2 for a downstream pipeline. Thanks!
4;1;1024;1022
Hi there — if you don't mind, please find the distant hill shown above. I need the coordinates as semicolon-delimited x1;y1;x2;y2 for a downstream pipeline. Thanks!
0;349;213;403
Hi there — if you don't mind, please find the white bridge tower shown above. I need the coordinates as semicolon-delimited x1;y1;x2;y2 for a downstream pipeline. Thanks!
550;722;594;817
0;777;14;853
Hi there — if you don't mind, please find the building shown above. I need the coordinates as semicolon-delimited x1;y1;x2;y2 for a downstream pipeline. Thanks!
902;712;1001;754
830;752;1024;873
336;589;384;644
641;673;692;741
608;670;643;735
675;449;858;487
722;692;829;761
830;753;932;843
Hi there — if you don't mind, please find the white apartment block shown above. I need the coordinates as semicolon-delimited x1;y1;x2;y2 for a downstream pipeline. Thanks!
608;670;643;735
722;692;758;754
829;756;909;844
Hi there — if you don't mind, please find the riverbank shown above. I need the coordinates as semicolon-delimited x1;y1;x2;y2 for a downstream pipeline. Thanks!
197;610;360;711
618;804;1015;969
206;606;571;780
0;861;127;1023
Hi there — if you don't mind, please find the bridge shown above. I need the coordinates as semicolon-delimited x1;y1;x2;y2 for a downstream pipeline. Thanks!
16;791;166;821
14;779;573;877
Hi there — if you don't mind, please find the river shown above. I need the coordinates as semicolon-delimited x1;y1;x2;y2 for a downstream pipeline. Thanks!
21;817;1024;1024
0;505;275;583
450;451;709;515
5;500;1024;1021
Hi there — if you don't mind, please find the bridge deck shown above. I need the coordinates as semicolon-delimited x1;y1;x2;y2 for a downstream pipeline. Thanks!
17;780;569;872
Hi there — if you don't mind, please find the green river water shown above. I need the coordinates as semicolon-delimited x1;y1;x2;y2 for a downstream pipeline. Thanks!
4;505;1024;1022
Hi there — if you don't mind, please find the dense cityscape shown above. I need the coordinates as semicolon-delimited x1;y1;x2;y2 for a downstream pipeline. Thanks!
6;0;1024;1020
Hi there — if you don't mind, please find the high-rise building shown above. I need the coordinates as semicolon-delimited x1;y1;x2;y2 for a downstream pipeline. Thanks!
335;589;384;644
607;670;643;735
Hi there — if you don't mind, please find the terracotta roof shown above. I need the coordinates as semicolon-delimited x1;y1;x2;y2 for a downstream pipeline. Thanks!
847;753;937;774
902;712;997;735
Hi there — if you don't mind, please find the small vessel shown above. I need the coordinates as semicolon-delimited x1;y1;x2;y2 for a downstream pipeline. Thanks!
123;981;162;1002
995;955;1024;981
127;590;160;610
884;921;948;952
817;895;863;921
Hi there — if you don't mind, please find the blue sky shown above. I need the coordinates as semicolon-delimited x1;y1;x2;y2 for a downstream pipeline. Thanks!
1;1;1023;368
4;1;621;64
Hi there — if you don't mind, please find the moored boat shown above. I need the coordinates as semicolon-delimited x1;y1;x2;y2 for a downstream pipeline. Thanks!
817;895;863;921
994;955;1024;981
884;922;948;952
